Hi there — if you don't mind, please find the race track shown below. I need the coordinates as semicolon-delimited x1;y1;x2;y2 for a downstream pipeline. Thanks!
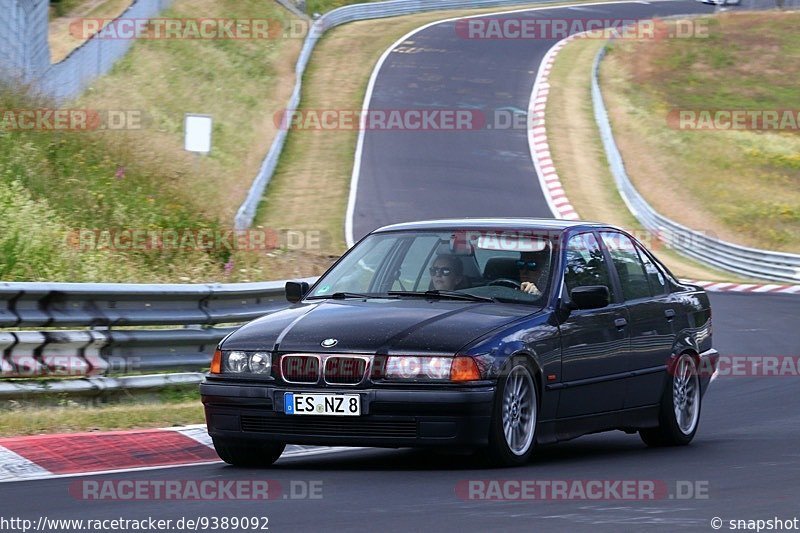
348;0;715;241
4;2;799;531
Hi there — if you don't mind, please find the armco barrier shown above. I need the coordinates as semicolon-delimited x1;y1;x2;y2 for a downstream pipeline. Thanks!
0;280;296;327
592;44;800;283
233;0;557;230
0;279;316;388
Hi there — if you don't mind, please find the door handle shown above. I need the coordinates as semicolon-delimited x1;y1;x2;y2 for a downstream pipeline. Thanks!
664;309;676;321
614;318;628;329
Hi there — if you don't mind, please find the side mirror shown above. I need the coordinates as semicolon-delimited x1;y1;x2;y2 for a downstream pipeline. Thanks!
570;285;610;310
286;281;310;303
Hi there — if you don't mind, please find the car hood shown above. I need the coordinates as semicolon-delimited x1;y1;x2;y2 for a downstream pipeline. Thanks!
221;299;536;355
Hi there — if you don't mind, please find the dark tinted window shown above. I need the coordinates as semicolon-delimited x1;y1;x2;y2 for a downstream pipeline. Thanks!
564;233;615;298
600;232;651;301
636;244;668;296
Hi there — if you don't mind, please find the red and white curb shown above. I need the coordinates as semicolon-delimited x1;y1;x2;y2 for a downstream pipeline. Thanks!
0;425;359;483
528;34;800;296
683;281;800;294
529;34;581;222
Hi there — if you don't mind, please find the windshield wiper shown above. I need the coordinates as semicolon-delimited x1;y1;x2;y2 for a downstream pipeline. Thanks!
387;290;494;303
306;292;397;300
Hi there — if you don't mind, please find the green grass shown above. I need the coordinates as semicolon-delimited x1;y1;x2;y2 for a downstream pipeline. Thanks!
601;13;800;252
0;88;228;282
0;388;204;436
49;0;84;18
2;0;303;282
305;0;381;15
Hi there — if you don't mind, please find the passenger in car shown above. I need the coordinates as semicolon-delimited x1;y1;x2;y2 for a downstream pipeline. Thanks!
517;250;549;295
429;254;467;291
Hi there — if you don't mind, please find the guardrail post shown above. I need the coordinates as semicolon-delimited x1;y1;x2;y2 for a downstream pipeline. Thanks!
9;331;46;377
41;330;93;377
0;332;17;376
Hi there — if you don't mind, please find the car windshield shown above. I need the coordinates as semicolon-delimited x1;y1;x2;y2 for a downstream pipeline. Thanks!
307;230;554;305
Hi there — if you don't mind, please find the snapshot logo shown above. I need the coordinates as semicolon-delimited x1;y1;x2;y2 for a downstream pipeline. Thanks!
455;17;708;40
668;109;800;131
69;18;316;40
456;479;709;500
70;479;323;500
0;109;145;132
66;228;326;252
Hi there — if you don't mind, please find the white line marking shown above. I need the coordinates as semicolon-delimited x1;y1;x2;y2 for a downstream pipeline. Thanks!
0;446;51;482
345;0;672;245
173;426;214;448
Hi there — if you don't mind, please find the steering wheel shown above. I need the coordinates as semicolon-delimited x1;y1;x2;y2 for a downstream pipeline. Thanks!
487;278;521;289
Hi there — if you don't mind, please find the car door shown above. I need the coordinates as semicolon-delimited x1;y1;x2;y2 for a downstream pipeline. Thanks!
599;232;675;408
556;232;630;420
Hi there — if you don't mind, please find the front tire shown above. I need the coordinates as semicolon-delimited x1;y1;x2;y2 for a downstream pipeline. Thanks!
212;437;285;467
640;353;701;447
486;361;538;466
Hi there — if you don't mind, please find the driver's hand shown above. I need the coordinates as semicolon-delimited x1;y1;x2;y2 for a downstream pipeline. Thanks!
520;282;541;296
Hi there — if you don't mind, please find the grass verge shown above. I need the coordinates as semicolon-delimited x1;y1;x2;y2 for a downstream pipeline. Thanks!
600;13;800;254
546;35;763;282
256;0;605;278
3;0;302;283
0;388;203;436
49;0;134;62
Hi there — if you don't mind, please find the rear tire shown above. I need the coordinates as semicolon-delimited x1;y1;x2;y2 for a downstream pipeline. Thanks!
485;361;538;467
212;437;285;467
640;353;701;447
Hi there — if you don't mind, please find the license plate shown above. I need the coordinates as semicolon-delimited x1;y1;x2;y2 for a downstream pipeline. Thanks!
284;393;361;416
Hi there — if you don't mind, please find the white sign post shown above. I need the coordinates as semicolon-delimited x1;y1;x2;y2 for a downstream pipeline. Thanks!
184;114;213;154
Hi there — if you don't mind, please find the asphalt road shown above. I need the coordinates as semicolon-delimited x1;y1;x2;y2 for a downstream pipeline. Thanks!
350;0;715;240
4;2;799;532
2;292;798;532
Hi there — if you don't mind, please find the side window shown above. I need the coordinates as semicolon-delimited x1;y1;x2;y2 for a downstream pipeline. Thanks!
636;244;667;296
564;233;615;298
600;232;651;301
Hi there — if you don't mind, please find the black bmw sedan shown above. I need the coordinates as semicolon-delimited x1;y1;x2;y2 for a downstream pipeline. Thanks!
201;219;719;467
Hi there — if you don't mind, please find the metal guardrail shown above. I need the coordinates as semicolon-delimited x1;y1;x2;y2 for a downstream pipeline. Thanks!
592;45;800;283
233;0;557;230
0;279;317;388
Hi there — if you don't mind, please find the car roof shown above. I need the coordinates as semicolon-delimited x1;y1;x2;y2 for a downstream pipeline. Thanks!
372;218;619;234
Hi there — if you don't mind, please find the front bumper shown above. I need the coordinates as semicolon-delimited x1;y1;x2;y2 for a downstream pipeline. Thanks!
200;380;495;448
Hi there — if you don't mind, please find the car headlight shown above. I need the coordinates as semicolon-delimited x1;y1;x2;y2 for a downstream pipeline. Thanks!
385;356;449;380
384;356;480;381
248;352;272;374
221;350;272;376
